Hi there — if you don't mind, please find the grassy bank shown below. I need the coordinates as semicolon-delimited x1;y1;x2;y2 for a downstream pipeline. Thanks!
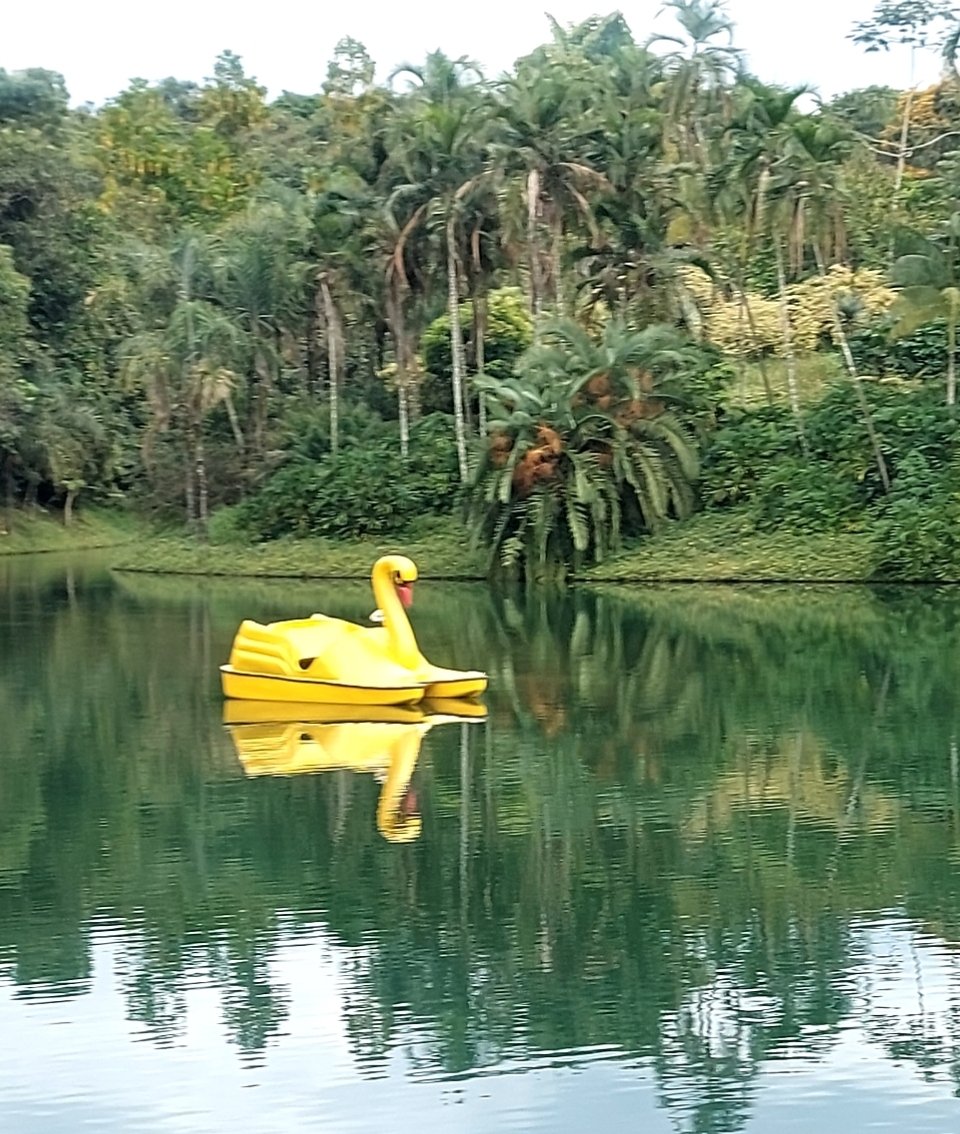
0;508;139;556
581;512;876;583
109;518;485;579
4;505;882;586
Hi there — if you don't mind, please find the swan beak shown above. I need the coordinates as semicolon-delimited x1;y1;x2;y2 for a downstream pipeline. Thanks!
397;581;414;608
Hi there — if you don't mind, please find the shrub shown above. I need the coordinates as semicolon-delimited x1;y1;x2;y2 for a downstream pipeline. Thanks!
237;413;462;541
702;382;960;549
870;454;960;581
207;504;250;544
751;459;862;533
420;287;533;415
700;405;797;509
847;319;947;380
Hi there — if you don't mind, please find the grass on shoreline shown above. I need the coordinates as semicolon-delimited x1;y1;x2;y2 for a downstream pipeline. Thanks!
120;510;872;586
5;505;881;585
110;518;485;579
581;512;876;583
0;507;138;556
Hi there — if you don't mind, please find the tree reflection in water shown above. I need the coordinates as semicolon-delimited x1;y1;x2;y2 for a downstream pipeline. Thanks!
2;562;960;1125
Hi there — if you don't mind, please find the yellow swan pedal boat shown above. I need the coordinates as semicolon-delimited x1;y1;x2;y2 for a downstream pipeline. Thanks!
220;554;488;704
224;701;487;843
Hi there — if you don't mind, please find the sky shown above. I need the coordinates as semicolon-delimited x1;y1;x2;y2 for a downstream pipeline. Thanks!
3;0;950;108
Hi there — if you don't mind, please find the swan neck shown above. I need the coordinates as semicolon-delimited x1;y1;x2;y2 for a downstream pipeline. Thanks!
372;560;420;668
376;729;424;842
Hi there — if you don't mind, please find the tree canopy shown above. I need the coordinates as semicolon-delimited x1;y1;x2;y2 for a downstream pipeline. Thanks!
3;9;960;574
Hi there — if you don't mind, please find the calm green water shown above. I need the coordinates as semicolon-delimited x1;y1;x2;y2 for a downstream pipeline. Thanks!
2;557;960;1133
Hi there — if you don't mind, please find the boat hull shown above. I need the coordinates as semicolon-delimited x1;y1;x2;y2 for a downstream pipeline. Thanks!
220;665;425;706
222;700;429;725
424;675;488;699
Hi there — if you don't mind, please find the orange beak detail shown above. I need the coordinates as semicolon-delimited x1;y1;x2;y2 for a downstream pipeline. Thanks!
397;581;413;608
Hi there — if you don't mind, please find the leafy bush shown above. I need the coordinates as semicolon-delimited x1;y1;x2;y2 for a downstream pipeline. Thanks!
273;401;395;464
237;412;462;541
420;287;533;415
870;454;960;581
700;405;797;509
847;319;947;380
702;382;960;549
805;381;957;502
207;504;250;544
751;458;862;533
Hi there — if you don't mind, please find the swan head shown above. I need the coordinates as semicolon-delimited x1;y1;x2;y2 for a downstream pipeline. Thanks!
380;787;423;843
375;555;418;609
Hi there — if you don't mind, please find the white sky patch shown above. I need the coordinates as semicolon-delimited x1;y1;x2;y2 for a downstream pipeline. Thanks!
2;0;947;108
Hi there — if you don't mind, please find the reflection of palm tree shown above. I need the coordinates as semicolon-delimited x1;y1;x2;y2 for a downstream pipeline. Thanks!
217;952;291;1064
12;560;960;1109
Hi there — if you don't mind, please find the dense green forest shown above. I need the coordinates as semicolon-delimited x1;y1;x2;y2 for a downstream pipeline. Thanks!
5;0;960;578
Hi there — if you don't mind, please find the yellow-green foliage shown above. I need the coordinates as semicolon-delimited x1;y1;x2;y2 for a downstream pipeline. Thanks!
377;356;424;393
679;266;895;357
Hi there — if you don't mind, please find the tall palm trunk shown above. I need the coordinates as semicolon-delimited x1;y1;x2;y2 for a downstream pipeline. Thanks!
446;216;469;483
319;275;342;456
398;381;410;458
194;422;209;540
251;337;272;460
386;281;411;458
773;234;808;454
182;275;204;527
734;175;774;405
183;437;196;530
223;391;245;457
733;274;774;406
526;169;543;324
550;211;564;313
813;241;891;493
474;293;487;435
947;291;958;409
3;454;14;527
889;86;917;265
63;486;78;527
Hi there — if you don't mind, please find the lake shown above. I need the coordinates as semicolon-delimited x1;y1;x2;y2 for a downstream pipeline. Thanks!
2;555;960;1133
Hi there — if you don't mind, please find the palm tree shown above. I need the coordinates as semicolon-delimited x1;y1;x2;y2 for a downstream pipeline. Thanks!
785;116;893;491
310;171;375;455
453;176;504;434
380;211;414;455
648;0;743;166
571;44;670;322
36;391;111;526
854;2;956;261
891;221;960;407
122;236;242;534
384;54;489;481
723;81;813;445
466;319;702;577
494;65;609;321
212;198;308;460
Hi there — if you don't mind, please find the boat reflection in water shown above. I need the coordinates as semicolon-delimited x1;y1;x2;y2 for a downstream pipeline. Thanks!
223;699;486;843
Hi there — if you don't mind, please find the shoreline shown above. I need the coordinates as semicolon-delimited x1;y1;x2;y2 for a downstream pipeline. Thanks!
7;507;951;586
